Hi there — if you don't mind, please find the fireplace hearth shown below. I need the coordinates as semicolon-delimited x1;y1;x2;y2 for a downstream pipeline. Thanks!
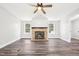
32;27;48;41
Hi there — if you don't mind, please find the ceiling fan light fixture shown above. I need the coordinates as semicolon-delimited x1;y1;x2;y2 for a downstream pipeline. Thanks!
29;3;52;14
38;7;41;10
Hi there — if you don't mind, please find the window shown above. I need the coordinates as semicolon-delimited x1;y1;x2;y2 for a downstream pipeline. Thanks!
49;24;54;33
25;24;30;33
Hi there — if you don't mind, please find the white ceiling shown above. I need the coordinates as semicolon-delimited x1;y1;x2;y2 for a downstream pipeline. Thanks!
0;3;79;21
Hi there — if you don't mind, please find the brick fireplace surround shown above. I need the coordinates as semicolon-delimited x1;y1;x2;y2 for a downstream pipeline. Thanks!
32;27;48;41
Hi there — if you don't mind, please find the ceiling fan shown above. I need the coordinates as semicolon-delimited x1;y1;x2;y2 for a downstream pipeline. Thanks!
29;3;52;14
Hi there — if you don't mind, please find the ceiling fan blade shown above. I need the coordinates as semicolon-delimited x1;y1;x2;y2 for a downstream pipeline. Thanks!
41;8;46;14
34;8;38;13
43;5;52;7
40;3;43;6
37;3;40;6
28;4;37;7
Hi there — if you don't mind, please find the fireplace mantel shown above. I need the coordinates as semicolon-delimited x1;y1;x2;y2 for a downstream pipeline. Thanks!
32;27;48;41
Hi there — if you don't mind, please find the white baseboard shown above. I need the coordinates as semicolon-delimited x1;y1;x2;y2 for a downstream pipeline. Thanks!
72;37;79;40
60;37;71;43
0;37;20;49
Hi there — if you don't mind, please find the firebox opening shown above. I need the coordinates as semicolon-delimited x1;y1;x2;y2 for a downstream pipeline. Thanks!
35;31;44;39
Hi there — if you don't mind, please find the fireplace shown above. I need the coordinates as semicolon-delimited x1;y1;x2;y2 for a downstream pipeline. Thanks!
32;27;48;41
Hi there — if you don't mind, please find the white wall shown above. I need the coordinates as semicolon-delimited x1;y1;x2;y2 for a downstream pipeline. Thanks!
71;18;79;39
60;17;71;42
32;13;48;27
0;6;20;48
48;21;60;38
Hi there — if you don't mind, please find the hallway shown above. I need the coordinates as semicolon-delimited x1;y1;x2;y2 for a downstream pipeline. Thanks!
0;38;79;56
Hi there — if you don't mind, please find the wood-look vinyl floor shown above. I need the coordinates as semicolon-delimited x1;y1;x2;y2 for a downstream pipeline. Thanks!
0;38;79;56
